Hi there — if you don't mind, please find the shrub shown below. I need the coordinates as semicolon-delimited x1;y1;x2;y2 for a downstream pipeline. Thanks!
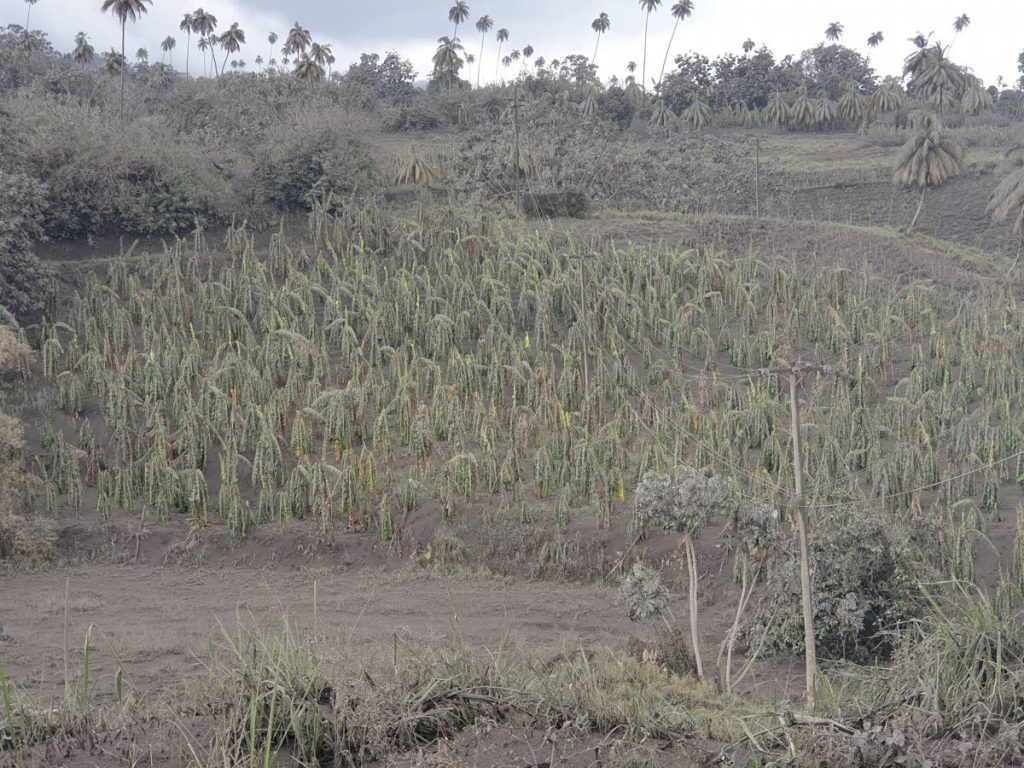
743;510;923;663
596;86;636;130
0;170;54;322
253;113;378;210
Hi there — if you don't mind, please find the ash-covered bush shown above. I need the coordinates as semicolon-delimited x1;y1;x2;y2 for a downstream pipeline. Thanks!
0;170;55;322
743;510;924;663
8;95;235;238
632;467;739;537
622;560;671;622
252;111;379;210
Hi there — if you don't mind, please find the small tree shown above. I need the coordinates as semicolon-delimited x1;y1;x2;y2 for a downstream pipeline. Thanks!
632;468;738;681
892;111;964;232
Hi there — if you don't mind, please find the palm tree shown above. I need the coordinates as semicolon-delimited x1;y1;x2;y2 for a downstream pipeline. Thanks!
135;47;147;65
293;53;324;81
953;14;971;33
196;35;210;76
434;35;464;87
868;31;884;48
870;81;904;113
179;13;193;74
101;0;152;122
682;95;712;129
522;44;534;60
217;22;245;77
987;147;1024;233
161;36;176;66
893;112;964;231
649;98;675;133
494;28;509;82
658;0;693;88
742;38;755;54
474;15;492;87
255;54;263;70
825;21;844;42
101;48;125;76
639;0;661;94
267;32;278;70
191;9;218;76
308;42;331;68
591;12;611;67
24;0;40;30
284;22;311;57
449;1;470;39
906;45;966;115
72;32;95;67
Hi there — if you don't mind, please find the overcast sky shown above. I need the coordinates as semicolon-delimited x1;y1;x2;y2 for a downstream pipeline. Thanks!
5;0;1021;87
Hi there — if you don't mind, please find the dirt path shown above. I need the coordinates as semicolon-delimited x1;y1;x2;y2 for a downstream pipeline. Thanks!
0;565;651;701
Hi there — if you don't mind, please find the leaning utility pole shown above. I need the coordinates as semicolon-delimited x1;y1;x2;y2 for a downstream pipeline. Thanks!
760;359;832;708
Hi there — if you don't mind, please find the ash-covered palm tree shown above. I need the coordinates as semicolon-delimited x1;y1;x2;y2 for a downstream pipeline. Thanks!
24;0;41;31
217;22;245;77
987;147;1024;233
72;32;95;67
308;41;332;69
161;36;176;66
102;48;125;76
434;35;464;88
867;31;884;48
178;13;194;74
101;0;152;122
893;112;964;231
825;21;844;42
474;15;492;87
906;45;966;115
649;98;675;133
293;52;324;81
449;1;470;39
196;35;210;76
638;0;662;94
659;0;694;87
742;38;755;54
953;14;971;33
870;81;904;113
494;27;509;82
591;12;611;67
191;9;217;76
266;32;278;69
135;47;148;65
284;22;311;57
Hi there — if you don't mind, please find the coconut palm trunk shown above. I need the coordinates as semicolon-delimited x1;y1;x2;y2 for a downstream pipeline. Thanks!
909;186;927;232
593;32;602;65
184;30;191;76
658;16;681;88
478;34;486;87
641;11;651;93
118;19;126;121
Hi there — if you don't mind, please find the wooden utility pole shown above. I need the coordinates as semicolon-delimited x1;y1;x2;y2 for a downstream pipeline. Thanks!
760;359;832;708
754;138;761;219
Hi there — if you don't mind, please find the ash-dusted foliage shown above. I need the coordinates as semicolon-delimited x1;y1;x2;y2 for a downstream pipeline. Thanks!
453;98;786;213
622;561;670;622
632;467;738;537
252;111;378;210
744;509;925;662
0;169;54;322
